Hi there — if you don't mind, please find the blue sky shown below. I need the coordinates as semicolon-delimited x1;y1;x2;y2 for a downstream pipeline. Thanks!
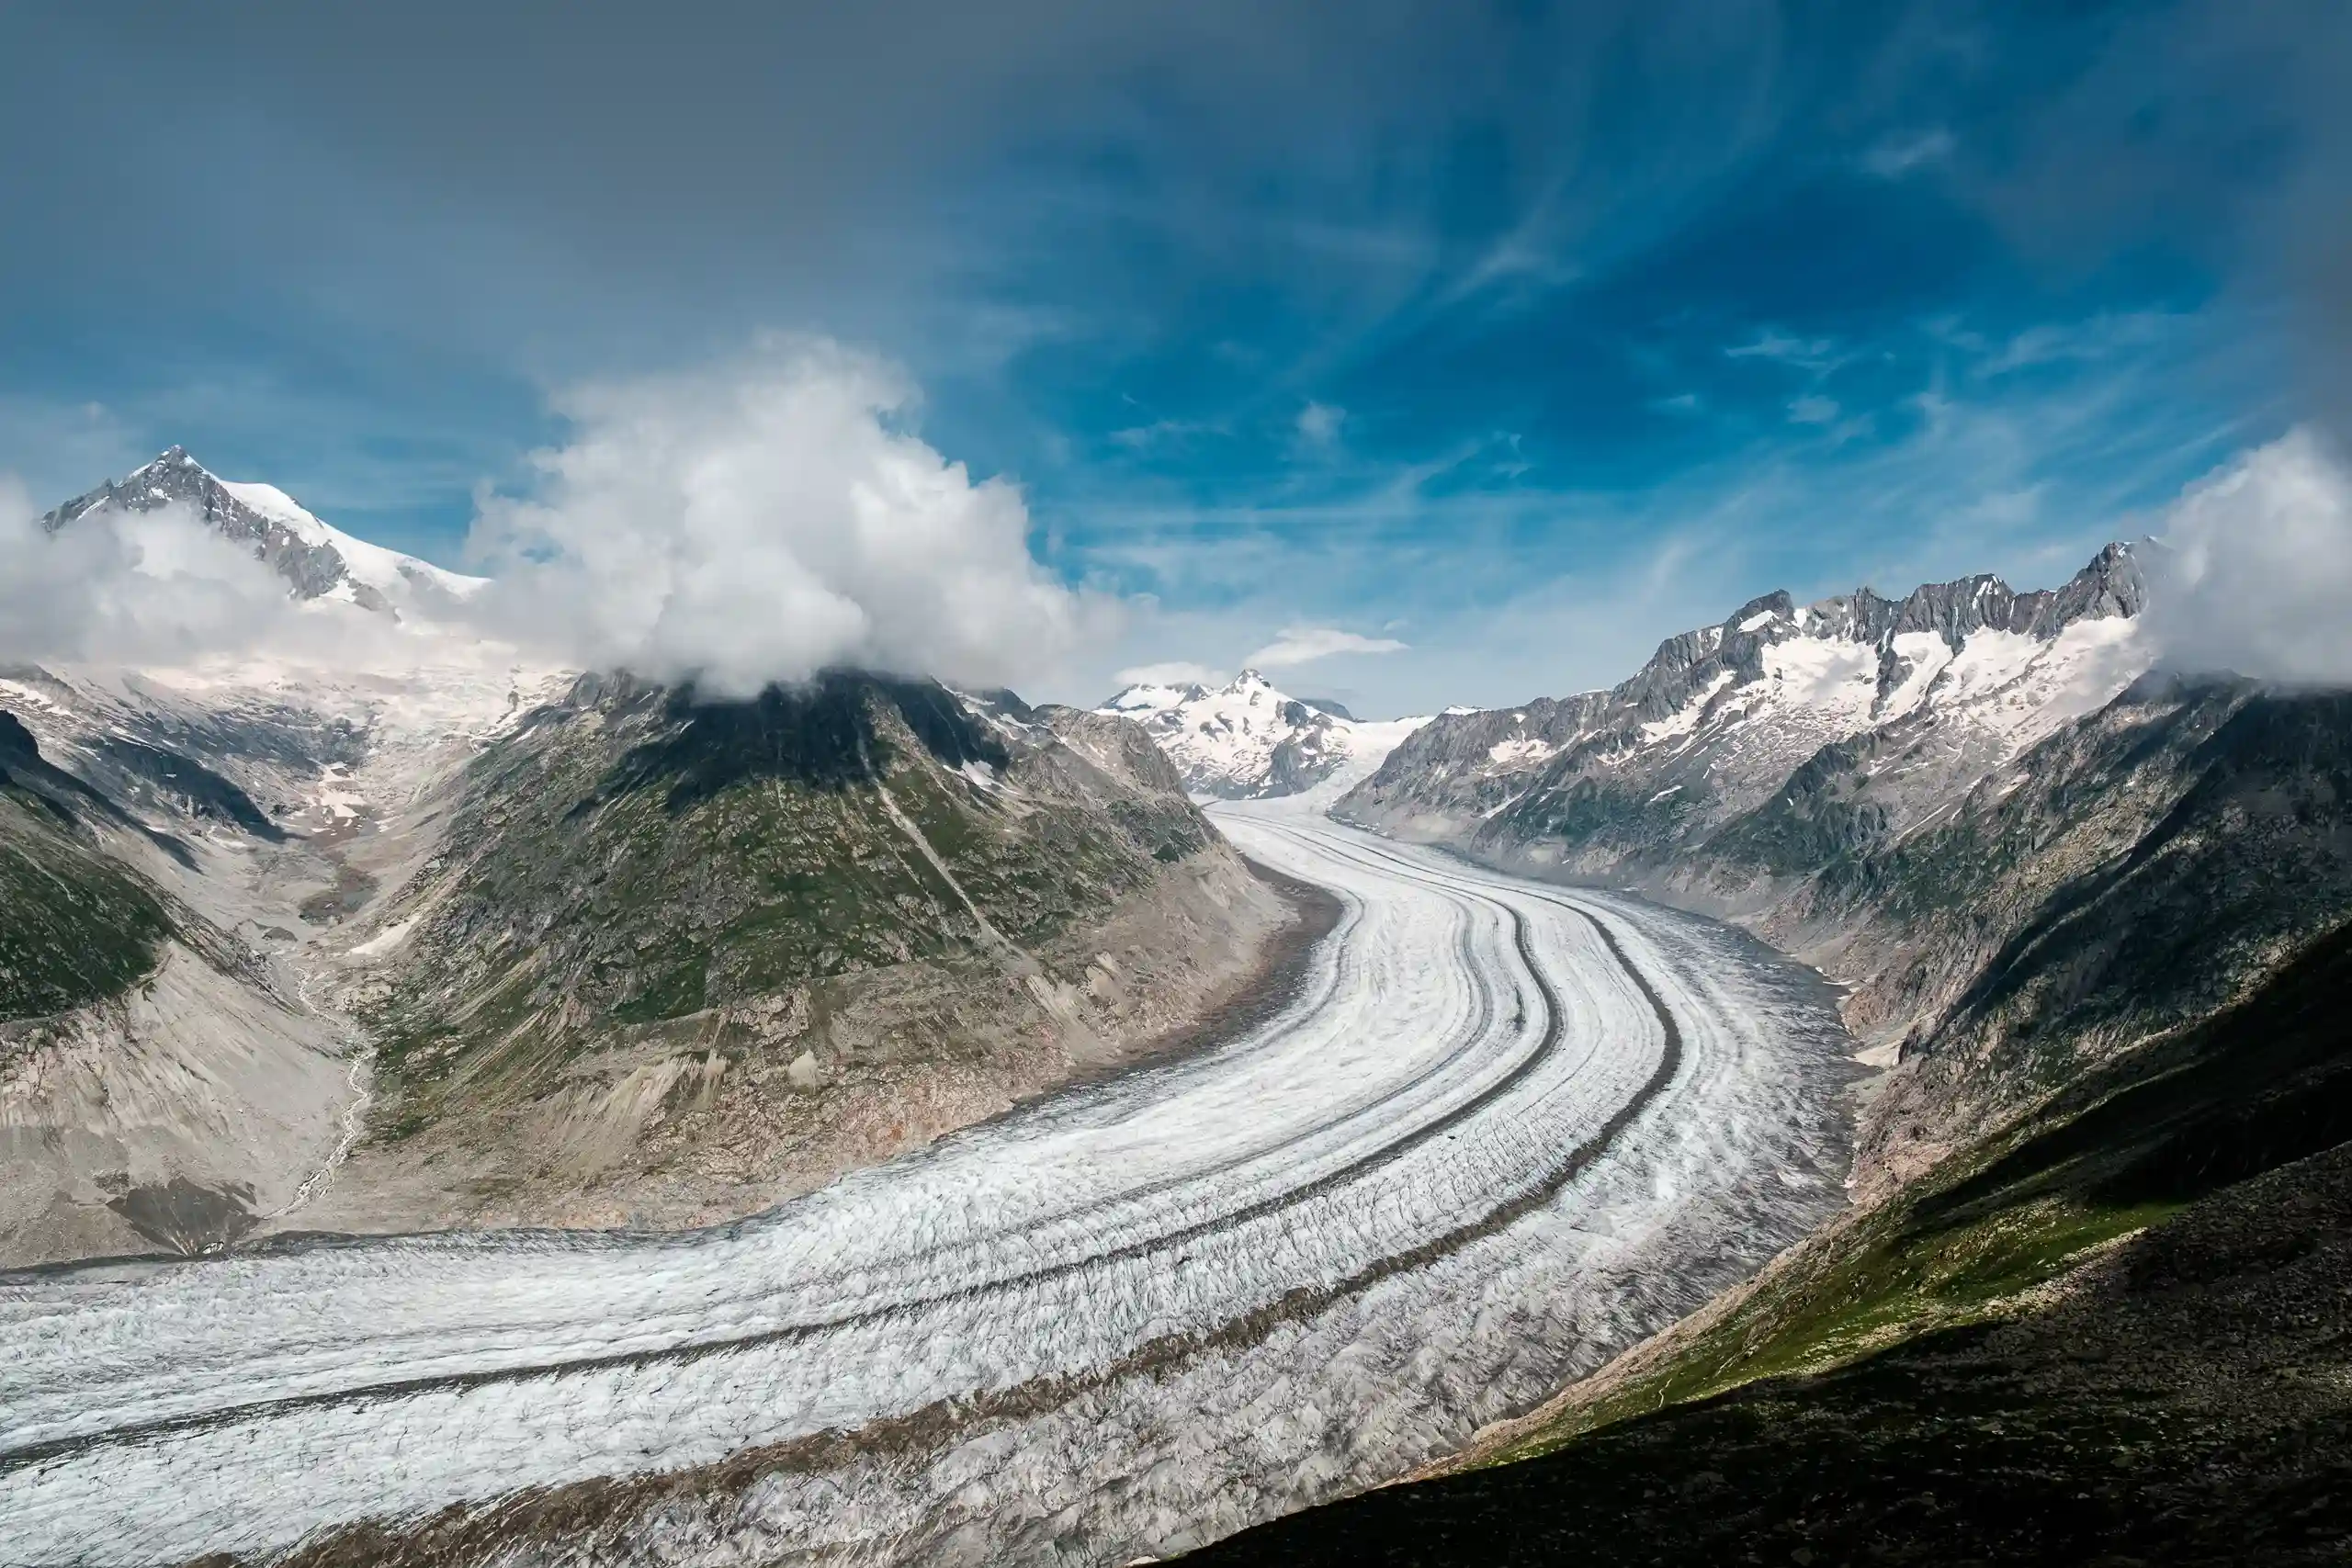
3;1;2346;713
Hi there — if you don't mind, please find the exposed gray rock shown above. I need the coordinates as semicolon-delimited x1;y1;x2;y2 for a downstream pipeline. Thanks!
43;447;388;608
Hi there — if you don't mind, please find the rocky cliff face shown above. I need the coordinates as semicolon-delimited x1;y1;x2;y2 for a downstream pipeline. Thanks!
1799;677;2352;1192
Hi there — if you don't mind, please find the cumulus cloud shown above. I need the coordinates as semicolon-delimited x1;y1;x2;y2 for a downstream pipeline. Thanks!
2145;426;2352;685
1244;625;1409;669
469;337;1112;697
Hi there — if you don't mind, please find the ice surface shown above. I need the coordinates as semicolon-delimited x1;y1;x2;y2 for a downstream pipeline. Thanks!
0;812;1852;1567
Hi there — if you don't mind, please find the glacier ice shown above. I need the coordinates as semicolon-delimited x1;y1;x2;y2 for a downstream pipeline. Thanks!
0;809;1853;1566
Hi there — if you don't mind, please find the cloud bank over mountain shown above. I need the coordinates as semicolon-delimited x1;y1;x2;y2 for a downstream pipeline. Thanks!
2147;427;2352;687
0;341;1115;695
464;339;1114;697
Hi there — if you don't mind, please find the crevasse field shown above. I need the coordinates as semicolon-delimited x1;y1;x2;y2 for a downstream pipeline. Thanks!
0;806;1853;1567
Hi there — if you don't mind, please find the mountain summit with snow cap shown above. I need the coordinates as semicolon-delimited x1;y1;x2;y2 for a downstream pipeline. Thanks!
1099;667;1428;799
41;447;486;618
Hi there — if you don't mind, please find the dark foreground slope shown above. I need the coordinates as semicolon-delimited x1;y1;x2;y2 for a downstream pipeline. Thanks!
1188;922;2352;1566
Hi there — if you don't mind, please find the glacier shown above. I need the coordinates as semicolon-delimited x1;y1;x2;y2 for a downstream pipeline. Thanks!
0;807;1853;1567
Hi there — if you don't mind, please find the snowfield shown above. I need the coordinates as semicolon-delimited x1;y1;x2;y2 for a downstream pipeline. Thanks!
0;807;1852;1568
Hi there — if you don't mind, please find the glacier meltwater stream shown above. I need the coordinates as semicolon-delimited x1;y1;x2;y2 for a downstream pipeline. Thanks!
0;807;1855;1567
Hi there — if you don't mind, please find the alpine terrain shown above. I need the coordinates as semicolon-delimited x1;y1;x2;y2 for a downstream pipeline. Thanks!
1187;545;2352;1565
1098;668;1430;799
0;454;1860;1567
1;451;1297;1263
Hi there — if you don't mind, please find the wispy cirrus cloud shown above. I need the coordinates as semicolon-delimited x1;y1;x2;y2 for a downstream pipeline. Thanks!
1862;128;1955;179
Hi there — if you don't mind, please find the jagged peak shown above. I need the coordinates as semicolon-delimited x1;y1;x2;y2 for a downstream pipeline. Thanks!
123;446;213;481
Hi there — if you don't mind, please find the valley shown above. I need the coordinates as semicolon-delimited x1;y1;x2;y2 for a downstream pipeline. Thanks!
0;808;1853;1565
4;455;2346;1567
6;16;2346;1562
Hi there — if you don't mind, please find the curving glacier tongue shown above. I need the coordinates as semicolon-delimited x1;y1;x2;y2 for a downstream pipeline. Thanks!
0;807;1855;1567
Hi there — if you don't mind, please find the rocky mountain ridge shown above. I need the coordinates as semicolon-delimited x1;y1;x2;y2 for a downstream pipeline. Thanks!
1339;543;2150;896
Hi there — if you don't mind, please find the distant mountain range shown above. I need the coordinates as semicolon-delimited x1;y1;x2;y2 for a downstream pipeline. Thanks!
1098;668;1430;799
1338;542;2149;893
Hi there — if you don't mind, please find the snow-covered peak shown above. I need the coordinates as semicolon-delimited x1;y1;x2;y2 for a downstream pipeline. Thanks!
1098;669;1430;800
43;448;488;617
1103;680;1211;715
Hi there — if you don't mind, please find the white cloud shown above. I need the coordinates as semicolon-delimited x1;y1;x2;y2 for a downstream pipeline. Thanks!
1788;394;1840;424
1111;660;1220;688
1862;128;1955;179
1295;401;1346;448
1244;625;1409;669
2146;426;2352;686
469;336;1114;697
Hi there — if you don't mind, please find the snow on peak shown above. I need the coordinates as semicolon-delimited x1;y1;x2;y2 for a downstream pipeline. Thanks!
48;448;488;616
1338;543;2156;853
215;478;488;606
1097;669;1430;800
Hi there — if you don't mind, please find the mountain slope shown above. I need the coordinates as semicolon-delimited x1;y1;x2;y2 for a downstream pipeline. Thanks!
8;449;1311;1260
1182;556;2352;1564
299;671;1295;1233
42;446;485;615
1101;669;1430;799
0;695;358;1265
